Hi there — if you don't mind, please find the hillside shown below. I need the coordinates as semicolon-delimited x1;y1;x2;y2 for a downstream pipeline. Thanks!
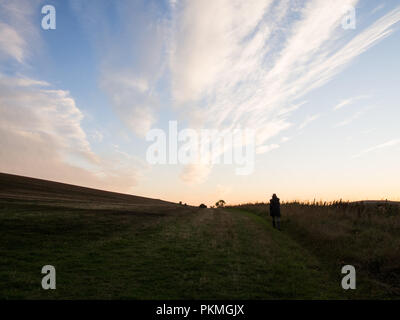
0;172;174;210
0;173;396;299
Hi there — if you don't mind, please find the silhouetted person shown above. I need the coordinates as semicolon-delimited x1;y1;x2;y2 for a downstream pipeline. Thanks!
269;194;281;230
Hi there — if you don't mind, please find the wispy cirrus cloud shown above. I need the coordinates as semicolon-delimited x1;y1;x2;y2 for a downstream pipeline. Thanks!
169;0;400;182
4;0;399;188
352;139;400;159
0;22;26;63
371;4;386;15
334;103;377;127
334;110;365;127
0;0;42;63
256;144;280;155
99;72;157;137
299;114;321;130
333;95;370;111
70;0;167;137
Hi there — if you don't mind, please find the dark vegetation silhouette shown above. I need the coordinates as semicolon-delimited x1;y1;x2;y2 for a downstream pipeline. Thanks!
215;199;226;208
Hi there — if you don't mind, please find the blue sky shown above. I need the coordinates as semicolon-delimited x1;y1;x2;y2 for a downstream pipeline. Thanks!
1;0;399;205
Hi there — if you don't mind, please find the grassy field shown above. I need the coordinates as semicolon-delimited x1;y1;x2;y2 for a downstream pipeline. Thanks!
231;201;400;298
0;173;398;299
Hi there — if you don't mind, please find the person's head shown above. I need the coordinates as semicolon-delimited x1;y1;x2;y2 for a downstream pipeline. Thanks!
272;193;277;199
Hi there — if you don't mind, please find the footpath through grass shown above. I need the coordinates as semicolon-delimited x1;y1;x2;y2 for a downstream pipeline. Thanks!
231;203;399;299
1;202;359;299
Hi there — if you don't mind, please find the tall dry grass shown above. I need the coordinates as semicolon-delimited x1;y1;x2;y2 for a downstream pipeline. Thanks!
229;200;400;295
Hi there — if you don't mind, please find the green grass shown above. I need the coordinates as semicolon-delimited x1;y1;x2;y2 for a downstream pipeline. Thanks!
0;199;369;299
229;202;400;299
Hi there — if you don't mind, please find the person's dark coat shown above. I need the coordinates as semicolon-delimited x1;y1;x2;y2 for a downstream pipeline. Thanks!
269;197;281;217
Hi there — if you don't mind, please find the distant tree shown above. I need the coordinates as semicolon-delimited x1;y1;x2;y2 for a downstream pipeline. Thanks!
199;204;207;208
179;201;182;205
215;200;226;208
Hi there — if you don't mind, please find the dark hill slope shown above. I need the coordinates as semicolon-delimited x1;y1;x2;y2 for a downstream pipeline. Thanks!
0;172;175;210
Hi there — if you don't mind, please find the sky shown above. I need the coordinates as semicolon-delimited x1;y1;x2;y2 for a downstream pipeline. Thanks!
1;0;399;206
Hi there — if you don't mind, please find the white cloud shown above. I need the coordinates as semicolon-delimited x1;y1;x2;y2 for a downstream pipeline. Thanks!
180;163;212;184
335;104;376;127
333;95;370;111
0;22;26;62
0;1;147;193
3;0;400;188
170;0;274;104
71;0;167;137
334;99;353;111
0;0;41;63
256;144;280;155
299;114;321;129
335;111;364;127
168;1;400;183
352;139;400;158
100;72;156;137
0;76;96;161
0;73;143;192
372;4;386;15
0;74;94;176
